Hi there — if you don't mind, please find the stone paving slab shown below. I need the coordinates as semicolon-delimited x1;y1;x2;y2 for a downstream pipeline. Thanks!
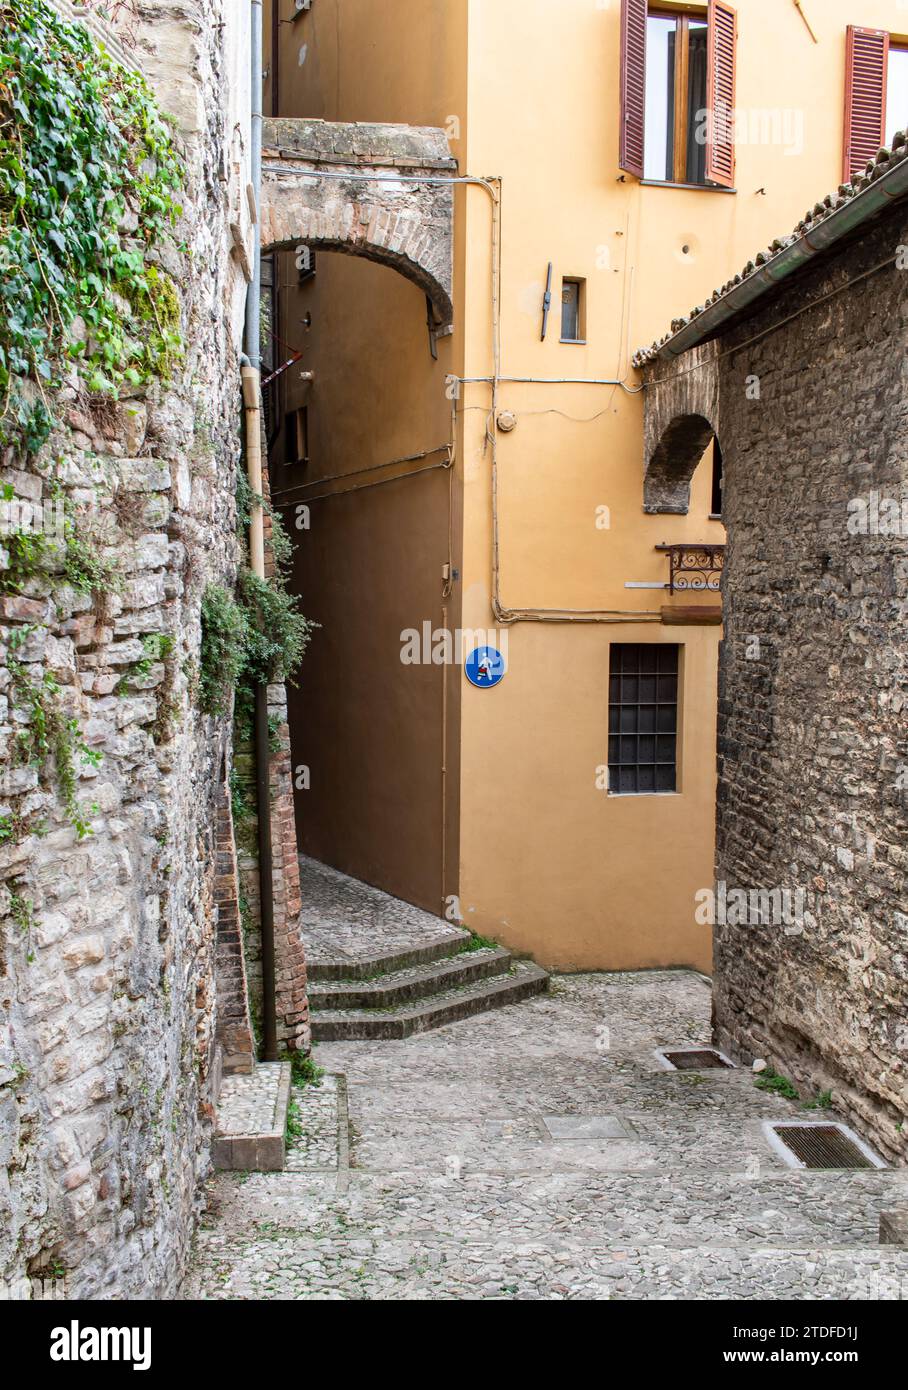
187;972;905;1300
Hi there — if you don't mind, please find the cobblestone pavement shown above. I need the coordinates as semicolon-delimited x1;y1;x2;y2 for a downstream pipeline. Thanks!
215;1064;286;1137
299;856;465;967
186;972;908;1300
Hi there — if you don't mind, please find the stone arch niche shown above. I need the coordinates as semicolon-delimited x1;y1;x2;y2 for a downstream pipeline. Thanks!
261;118;456;328
641;341;721;513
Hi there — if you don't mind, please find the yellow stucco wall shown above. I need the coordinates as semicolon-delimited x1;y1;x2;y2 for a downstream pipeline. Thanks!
272;0;907;970
453;0;906;971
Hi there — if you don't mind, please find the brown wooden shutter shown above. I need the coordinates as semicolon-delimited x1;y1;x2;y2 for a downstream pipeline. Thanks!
705;0;737;187
843;25;889;182
619;0;647;178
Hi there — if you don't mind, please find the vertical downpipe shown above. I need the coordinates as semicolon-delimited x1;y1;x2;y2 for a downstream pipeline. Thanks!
243;0;278;1063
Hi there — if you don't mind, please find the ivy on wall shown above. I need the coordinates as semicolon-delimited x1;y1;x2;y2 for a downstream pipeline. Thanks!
0;0;185;845
199;496;317;728
0;0;184;451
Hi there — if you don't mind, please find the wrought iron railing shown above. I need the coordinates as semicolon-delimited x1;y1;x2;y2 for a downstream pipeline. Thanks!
655;544;726;595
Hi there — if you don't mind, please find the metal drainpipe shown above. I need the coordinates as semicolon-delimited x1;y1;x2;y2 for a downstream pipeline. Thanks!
242;0;278;1064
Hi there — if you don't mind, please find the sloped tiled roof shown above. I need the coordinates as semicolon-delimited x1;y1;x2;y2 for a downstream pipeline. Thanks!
633;129;908;368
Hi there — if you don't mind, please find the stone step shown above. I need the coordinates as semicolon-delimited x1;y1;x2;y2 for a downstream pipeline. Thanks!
221;1126;907;1250
309;946;513;1011
186;1230;908;1301
306;927;472;982
211;1062;292;1172
311;961;550;1041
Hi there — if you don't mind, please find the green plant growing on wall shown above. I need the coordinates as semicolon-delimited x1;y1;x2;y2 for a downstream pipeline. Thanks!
8;653;102;839
200;493;317;726
230;765;251;830
0;483;51;593
233;565;315;731
61;510;117;600
0;0;184;453
199;584;246;717
237;482;316;723
117;631;174;694
8;892;35;936
2;484;118;601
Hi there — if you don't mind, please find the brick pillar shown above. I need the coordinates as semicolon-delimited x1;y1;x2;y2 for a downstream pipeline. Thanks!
267;684;310;1052
234;691;310;1055
233;446;311;1054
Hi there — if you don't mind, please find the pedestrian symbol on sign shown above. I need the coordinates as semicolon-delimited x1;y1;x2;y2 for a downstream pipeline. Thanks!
465;646;506;689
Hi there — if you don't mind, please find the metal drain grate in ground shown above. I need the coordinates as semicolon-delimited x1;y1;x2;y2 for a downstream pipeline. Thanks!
656;1047;734;1071
766;1122;886;1170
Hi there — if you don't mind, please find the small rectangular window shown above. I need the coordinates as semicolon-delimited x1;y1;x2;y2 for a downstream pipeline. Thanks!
561;278;585;342
608;644;679;794
285;407;309;466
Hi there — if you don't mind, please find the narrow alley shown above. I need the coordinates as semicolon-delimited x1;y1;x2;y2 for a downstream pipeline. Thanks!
186;869;908;1301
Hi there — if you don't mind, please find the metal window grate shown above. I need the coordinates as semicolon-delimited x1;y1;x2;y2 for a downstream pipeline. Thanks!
772;1124;878;1170
663;1048;732;1070
608;644;679;794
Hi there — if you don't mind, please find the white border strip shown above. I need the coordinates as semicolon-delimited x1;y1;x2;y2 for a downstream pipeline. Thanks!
763;1120;888;1170
654;1046;736;1072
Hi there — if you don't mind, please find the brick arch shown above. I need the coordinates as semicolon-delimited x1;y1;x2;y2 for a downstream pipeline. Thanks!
645;413;718;514
261;118;456;329
641;342;720;513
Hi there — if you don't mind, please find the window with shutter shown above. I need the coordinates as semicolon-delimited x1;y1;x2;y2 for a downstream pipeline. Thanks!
705;0;737;187
843;26;889;182
625;3;735;189
620;0;648;178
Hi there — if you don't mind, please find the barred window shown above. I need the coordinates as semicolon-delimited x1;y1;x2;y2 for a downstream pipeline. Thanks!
608;644;679;794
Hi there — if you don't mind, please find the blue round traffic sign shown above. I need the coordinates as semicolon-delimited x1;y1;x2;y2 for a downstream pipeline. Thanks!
465;646;506;689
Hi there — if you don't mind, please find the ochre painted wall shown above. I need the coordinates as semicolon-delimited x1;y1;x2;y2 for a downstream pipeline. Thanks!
453;0;906;971
268;0;907;966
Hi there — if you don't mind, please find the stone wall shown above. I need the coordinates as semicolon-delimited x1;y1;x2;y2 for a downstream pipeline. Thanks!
708;203;908;1162
0;0;259;1297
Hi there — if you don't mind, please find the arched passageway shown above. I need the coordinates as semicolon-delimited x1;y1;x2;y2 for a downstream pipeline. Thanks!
258;116;460;917
261;116;456;328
